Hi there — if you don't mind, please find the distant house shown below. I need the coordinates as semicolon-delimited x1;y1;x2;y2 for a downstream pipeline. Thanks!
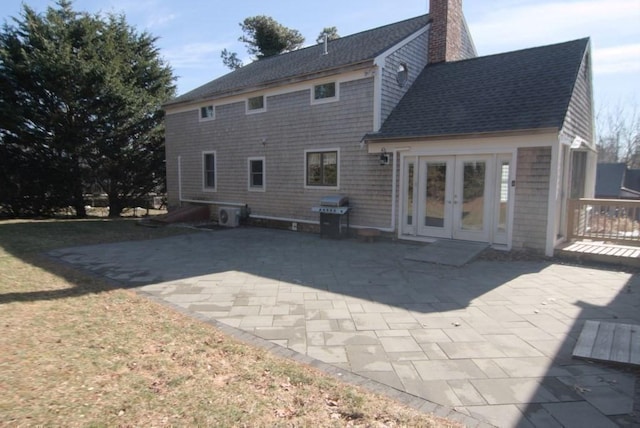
595;163;640;199
163;0;596;256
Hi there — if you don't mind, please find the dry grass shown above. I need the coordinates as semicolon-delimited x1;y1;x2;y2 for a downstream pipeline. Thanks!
0;219;460;427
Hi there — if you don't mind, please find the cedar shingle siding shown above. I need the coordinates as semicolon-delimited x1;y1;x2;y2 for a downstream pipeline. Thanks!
166;78;396;227
561;51;594;144
380;30;429;125
513;147;552;251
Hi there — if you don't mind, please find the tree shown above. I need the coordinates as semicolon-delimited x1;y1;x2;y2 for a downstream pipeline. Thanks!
221;48;242;70
596;100;640;167
0;0;175;218
239;16;304;59
0;1;97;216
316;26;339;44
86;14;175;217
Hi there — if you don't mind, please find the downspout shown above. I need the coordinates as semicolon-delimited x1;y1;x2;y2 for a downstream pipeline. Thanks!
178;155;182;206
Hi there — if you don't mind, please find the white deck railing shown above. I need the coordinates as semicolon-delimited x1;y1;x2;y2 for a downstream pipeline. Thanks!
567;198;640;245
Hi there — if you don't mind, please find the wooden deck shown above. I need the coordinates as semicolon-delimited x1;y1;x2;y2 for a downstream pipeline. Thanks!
573;320;640;366
556;240;640;268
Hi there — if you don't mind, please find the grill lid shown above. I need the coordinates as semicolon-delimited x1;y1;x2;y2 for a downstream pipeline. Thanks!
320;195;348;207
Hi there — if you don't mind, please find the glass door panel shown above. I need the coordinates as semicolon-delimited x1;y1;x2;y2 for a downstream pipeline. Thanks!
460;161;486;231
494;156;511;245
453;157;491;241
402;158;417;235
418;158;453;238
425;162;447;227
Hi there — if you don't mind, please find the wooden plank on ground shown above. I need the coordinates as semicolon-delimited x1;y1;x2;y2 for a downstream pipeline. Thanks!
573;321;640;367
573;320;599;359
592;321;616;361
611;323;631;364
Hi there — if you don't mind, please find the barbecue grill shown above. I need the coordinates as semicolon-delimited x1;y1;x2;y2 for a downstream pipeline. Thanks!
311;195;350;238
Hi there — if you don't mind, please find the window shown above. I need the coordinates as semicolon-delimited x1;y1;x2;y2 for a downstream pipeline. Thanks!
203;152;216;191
396;63;409;87
248;157;265;191
199;105;214;120
247;95;265;113
312;82;338;104
570;151;587;199
306;150;338;187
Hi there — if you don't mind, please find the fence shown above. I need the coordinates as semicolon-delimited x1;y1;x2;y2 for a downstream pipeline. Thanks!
567;198;640;245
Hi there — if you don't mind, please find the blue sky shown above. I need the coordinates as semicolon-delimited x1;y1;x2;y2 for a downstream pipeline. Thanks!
1;0;639;117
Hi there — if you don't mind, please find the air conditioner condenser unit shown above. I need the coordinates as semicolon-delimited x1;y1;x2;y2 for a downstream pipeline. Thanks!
218;207;241;227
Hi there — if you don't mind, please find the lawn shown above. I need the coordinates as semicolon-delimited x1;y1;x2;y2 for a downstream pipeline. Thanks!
0;218;460;427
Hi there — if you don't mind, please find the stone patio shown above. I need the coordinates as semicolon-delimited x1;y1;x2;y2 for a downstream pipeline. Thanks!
48;227;640;427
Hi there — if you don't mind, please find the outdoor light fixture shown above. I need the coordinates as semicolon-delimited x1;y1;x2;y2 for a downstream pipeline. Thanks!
379;148;389;165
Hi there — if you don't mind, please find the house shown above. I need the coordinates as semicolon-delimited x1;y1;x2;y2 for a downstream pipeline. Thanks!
163;0;596;256
595;163;640;199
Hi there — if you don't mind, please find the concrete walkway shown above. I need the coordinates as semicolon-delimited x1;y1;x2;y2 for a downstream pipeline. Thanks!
48;227;640;427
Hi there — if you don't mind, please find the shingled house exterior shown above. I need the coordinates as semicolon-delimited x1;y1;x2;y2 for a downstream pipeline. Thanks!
163;0;596;256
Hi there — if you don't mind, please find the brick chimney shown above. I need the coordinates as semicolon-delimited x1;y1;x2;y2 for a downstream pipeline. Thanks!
428;0;465;63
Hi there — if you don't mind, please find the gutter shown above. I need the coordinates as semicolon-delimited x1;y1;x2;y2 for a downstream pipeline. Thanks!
363;127;561;145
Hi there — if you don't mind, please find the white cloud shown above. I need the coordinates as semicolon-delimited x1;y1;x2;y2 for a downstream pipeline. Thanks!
163;42;229;69
145;12;177;29
593;44;640;74
470;0;640;53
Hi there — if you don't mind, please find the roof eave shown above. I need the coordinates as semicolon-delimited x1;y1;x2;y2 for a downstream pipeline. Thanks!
363;127;561;144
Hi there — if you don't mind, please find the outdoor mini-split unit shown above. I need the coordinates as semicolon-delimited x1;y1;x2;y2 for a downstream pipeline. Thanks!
218;206;241;227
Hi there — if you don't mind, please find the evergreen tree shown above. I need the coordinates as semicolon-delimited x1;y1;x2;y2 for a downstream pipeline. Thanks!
239;16;304;59
316;26;339;44
0;1;175;217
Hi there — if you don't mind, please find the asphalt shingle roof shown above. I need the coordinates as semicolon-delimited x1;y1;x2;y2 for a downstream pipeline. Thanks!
167;14;429;106
367;38;590;140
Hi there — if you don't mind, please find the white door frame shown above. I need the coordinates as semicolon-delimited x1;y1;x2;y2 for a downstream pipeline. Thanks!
400;152;514;247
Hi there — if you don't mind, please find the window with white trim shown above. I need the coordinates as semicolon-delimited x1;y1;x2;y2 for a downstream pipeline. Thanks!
306;149;338;187
199;105;214;121
248;157;265;191
312;82;338;104
246;95;265;113
203;151;216;191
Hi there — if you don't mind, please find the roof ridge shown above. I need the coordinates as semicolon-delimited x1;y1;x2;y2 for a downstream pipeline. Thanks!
430;37;590;67
244;14;430;65
166;14;430;106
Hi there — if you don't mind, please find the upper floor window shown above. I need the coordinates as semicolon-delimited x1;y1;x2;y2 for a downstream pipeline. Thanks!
305;149;338;188
312;82;338;104
203;151;216;191
247;95;265;113
200;105;214;121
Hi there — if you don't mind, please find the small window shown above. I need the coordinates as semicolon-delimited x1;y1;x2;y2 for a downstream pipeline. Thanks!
203;152;216;191
306;150;338;187
396;63;409;87
247;95;265;113
312;82;338;104
248;157;265;191
200;105;214;120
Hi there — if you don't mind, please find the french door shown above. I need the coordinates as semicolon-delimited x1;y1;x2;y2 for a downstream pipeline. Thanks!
402;154;511;244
